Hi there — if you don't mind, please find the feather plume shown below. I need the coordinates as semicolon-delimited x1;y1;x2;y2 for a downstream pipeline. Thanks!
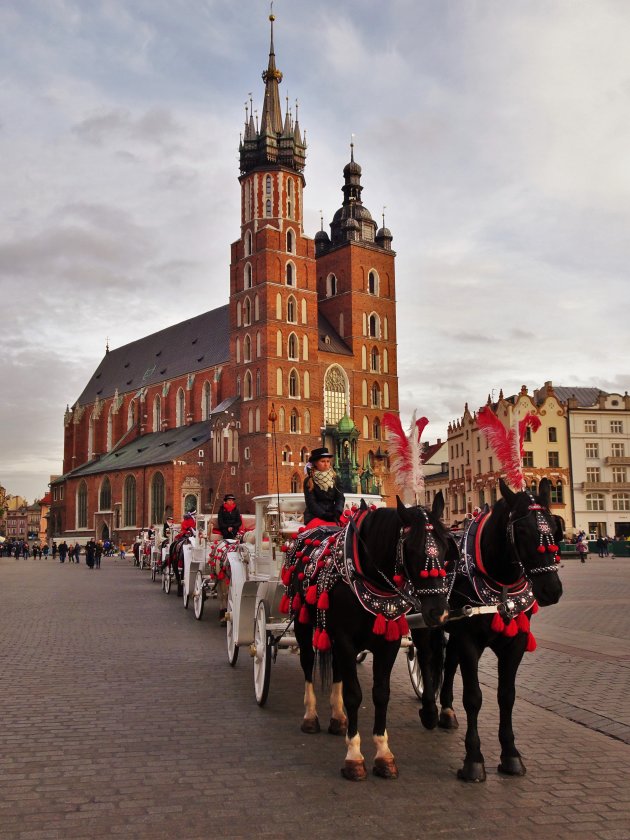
383;411;429;504
477;407;541;490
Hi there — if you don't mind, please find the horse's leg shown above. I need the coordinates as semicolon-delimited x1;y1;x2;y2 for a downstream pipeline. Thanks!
456;635;486;782
496;640;527;776
294;621;320;734
438;634;460;729
412;628;439;730
371;641;400;779
336;637;367;781
327;674;348;736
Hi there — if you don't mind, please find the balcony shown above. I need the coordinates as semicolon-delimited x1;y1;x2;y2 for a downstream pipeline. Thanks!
605;456;630;466
581;481;630;491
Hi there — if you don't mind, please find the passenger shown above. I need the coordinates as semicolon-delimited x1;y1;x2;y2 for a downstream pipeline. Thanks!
179;512;196;536
217;495;243;540
303;447;345;527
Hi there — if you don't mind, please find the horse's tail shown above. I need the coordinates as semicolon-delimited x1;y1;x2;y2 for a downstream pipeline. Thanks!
316;649;333;691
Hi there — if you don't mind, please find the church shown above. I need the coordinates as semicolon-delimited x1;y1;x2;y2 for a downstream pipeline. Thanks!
50;14;400;545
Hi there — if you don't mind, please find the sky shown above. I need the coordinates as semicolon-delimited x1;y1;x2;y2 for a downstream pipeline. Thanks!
1;0;629;503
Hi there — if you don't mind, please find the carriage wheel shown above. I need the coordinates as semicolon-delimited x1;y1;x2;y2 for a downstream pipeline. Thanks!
139;556;144;570
406;644;424;700
226;584;238;666
151;563;157;582
182;579;189;609
164;571;172;595
253;601;271;706
193;571;204;621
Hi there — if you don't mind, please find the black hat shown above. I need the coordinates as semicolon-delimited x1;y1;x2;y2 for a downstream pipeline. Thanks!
223;494;235;502
310;447;333;462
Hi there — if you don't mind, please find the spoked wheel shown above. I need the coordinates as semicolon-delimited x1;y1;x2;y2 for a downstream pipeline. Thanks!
164;571;172;594
406;643;424;700
151;563;157;582
226;584;238;666
253;600;271;706
182;579;189;609
193;571;204;620
139;557;144;570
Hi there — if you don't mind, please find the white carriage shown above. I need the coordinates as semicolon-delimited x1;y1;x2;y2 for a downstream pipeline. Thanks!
225;492;383;705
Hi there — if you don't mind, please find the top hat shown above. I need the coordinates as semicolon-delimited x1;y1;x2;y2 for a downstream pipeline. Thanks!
310;447;333;463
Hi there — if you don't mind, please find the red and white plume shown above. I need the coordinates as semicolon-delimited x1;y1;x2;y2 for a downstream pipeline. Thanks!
477;406;541;490
382;411;429;505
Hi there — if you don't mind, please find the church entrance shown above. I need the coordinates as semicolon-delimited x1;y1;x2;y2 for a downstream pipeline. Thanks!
101;523;110;542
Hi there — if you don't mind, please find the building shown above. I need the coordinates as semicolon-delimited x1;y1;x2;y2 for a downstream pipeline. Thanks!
5;506;28;542
51;15;399;545
26;502;41;541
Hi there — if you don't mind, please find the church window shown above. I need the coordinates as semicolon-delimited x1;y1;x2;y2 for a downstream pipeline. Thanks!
304;370;310;398
127;399;135;431
244;262;252;289
371;382;380;408
276;293;282;320
290;409;299;433
176;389;185;426
300;447;308;464
301;299;307;324
107;406;113;451
286;261;295;286
276;330;282;357
302;335;308;360
99;477;111;511
287;295;297;323
244;334;252;363
282;447;291;464
326;273;337;297
151;472;165;524
153;395;161;431
288;333;298;360
236;337;241;364
265;199;272;217
361;346;367;370
276;368;283;395
256;331;261;357
373;418;381;440
201;382;211;420
248;409;253;434
278;407;285;431
362;380;368;405
362;223;374;242
236;376;241;397
324;365;348;425
237;301;242;327
304;409;311;434
287;229;295;253
383;316;389;340
77;481;88;529
368;313;379;338
244;297;251;326
266;175;272;195
256;369;261;397
370;347;379;372
244;229;253;256
383;382;390;408
255;407;261;432
123;475;136;527
289;369;300;398
363;416;369;439
383;348;389;373
368;270;379;295
362;312;367;335
244;370;253;400
291;473;300;493
254;294;260;321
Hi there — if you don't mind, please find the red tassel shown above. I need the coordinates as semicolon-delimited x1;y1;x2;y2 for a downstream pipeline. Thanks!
317;629;332;651
279;594;291;614
503;619;518;637
393;574;404;587
372;613;387;635
281;566;291;586
525;632;537;652
217;571;225;580
317;590;329;610
313;628;321;647
491;612;504;634
305;585;318;605
398;615;410;636
385;620;400;642
516;612;530;633
531;600;539;614
537;545;546;554
292;593;302;612
298;604;310;624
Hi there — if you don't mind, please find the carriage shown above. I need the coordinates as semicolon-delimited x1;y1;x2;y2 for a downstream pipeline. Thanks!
224;492;383;705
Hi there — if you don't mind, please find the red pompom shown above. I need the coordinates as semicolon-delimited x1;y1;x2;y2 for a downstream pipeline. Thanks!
398;615;410;636
317;559;326;569
385;620;401;642
531;600;539;614
298;604;310;624
280;594;291;614
298;572;305;581
429;568;439;577
503;619;518;637
317;590;330;610
537;545;546;554
305;539;312;545
292;593;302;612
372;613;387;635
516;612;530;633
420;570;429;579
370;504;377;510
313;540;322;547
305;585;318;605
525;632;537;652
316;629;332;651
298;527;306;533
393;574;404;587
439;569;447;577
491;612;505;634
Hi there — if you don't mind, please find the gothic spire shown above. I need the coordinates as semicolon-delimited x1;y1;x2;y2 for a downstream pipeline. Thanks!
260;11;283;136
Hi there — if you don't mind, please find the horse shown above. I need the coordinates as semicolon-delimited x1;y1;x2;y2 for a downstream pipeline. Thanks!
412;477;564;782
285;493;455;781
167;531;191;596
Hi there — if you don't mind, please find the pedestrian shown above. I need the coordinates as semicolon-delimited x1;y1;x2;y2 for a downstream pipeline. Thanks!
52;541;58;559
303;447;345;527
95;541;103;569
86;539;96;569
120;543;126;561
217;496;243;540
58;541;66;562
597;536;605;558
577;534;588;563
603;536;610;557
74;543;81;563
43;543;50;559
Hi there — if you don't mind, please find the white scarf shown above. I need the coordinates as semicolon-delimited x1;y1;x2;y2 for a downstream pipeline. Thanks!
313;468;336;492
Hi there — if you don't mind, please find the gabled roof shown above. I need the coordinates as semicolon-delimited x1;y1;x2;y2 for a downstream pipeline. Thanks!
318;312;352;356
66;397;239;479
534;384;606;408
76;306;230;407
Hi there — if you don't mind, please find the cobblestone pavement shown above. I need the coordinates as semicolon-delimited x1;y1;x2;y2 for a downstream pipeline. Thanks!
1;554;629;840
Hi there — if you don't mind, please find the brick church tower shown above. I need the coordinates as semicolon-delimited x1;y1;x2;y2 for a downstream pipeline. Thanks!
231;13;399;502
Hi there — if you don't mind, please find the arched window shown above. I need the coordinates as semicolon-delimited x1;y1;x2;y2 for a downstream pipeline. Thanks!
236;376;241;397
383;382;390;408
265;199;272;217
302;335;308;360
244;370;253;400
244;334;252;363
304;408;311;434
383;316;389;339
291;473;300;493
383;348;389;373
301;299;307;324
254;294;260;321
276;293;282;320
201;382;211;420
237;300;242;327
255;407;261;432
290;409;299;433
368;313;379;338
363;416;369;439
123;475;136;527
289;369;299;398
256;331;261;357
278;407;285;431
107;406;113;452
244;296;251;326
244;262;252;289
370;346;379;372
287;295;297;323
248;409;254;434
371;382;381;408
585;493;605;512
236;337;241;364
286;261;295;286
282;446;291;464
266;174;272;196
287;229;294;253
276;368;283;395
324;365;348;425
300;447;308;464
151;472;165;524
99;477;111;511
326;273;337;297
288;332;298;360
127;400;135;431
77;481;88;529
184;494;197;513
362;380;368;405
244;229;253;256
153;395;162;431
612;492;630;511
373;417;381;440
368;270;379;295
176;388;185;427
287;178;294;219
256;369;261;397
87;413;95;461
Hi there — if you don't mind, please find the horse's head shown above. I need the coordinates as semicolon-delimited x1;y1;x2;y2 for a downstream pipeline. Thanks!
396;493;452;626
499;477;564;607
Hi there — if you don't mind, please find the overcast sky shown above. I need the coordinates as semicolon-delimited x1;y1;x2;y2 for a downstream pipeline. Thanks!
1;0;629;502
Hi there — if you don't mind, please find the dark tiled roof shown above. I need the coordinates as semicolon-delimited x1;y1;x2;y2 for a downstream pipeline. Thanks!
534;384;607;408
67;397;239;479
76;306;230;406
318;312;352;356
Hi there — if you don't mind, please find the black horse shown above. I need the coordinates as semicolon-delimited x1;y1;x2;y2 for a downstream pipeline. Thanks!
287;494;455;780
413;477;563;782
167;534;189;596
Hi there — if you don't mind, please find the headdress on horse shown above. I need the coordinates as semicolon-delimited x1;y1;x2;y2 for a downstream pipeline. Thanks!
477;406;541;490
382;411;429;505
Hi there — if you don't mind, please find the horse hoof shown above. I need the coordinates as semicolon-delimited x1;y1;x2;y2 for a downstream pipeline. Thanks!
373;757;399;779
438;709;459;729
328;717;348;736
498;756;527;776
419;707;438;730
301;717;321;734
341;760;367;781
457;761;486;782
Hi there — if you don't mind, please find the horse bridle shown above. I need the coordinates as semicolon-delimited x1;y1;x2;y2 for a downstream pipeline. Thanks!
507;496;561;577
395;508;449;597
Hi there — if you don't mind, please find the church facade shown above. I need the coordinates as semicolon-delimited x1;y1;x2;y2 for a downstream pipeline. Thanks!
50;16;400;545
